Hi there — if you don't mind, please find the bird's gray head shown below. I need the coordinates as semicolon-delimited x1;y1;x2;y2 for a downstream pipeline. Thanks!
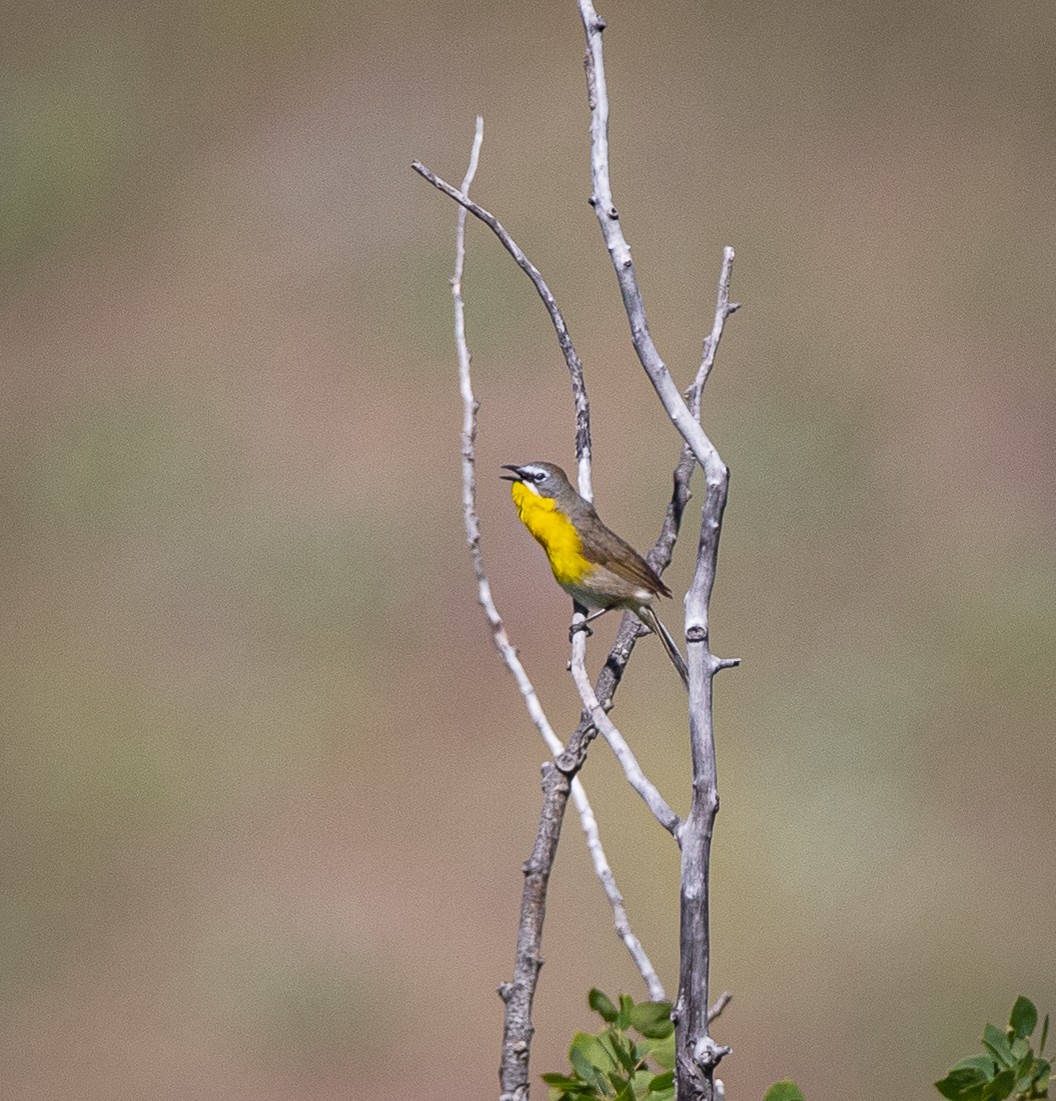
500;462;576;501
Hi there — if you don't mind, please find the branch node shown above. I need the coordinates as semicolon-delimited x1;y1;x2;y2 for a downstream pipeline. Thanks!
714;656;740;672
592;15;607;31
693;1035;733;1071
685;624;708;643
554;750;579;774
607;205;619;220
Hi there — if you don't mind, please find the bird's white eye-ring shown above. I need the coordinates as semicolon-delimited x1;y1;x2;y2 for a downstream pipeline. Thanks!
532;471;546;483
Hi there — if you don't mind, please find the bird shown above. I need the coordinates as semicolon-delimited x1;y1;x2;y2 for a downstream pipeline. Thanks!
500;461;688;687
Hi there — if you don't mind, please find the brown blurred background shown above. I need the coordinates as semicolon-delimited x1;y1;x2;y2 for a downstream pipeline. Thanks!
3;1;1054;1098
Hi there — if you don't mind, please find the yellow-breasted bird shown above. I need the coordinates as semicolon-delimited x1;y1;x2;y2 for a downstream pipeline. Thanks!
501;461;688;687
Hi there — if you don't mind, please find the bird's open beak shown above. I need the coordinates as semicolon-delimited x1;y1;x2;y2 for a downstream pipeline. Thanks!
500;464;524;482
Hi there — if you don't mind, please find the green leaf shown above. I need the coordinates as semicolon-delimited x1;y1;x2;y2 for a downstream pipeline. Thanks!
1009;997;1038;1041
543;1074;584;1088
618;994;635;1031
630;1001;675;1040
1032;1057;1050;1092
590;989;620;1024
1012;1052;1037;1093
570;1035;610;1086
980;1067;1015;1100
935;1060;1014;1101
983;1024;1016;1068
935;1065;991;1101
568;1034;603;1078
949;1055;998;1076
763;1080;806;1101
646;1032;676;1071
609;1035;641;1075
606;1069;629;1093
629;1068;655;1096
648;1071;675;1092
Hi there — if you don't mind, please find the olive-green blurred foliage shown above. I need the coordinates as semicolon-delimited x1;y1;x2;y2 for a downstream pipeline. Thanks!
2;1;1054;1099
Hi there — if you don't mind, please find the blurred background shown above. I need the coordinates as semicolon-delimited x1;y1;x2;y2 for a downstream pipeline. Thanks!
3;1;1054;1098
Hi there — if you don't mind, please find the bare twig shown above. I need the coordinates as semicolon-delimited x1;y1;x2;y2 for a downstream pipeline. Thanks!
448;120;665;1024
707;991;733;1023
569;628;680;835
453;123;562;761
691;247;740;414
575;4;739;1099
413;159;593;499
575;787;666;1001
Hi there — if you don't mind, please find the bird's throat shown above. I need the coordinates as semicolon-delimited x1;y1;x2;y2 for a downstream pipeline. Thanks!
509;482;588;588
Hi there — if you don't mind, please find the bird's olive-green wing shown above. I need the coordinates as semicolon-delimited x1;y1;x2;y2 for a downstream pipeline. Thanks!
576;508;671;598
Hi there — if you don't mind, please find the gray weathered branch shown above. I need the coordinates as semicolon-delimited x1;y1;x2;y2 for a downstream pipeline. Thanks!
569;628;679;835
575;4;739;1099
412;159;593;499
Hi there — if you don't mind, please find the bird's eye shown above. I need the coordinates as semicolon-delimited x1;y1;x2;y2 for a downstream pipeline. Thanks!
533;471;546;483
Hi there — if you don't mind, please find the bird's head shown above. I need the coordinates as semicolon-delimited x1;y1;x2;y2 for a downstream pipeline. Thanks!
500;462;576;502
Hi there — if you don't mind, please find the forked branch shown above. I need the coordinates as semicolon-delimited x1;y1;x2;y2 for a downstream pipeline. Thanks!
576;4;739;1098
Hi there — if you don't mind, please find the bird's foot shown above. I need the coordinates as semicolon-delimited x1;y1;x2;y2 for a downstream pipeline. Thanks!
569;620;594;642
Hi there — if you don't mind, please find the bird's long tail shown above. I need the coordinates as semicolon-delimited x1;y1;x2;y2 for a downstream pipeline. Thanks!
636;605;689;688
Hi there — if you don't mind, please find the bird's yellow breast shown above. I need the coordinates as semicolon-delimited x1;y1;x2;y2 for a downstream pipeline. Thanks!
510;481;591;588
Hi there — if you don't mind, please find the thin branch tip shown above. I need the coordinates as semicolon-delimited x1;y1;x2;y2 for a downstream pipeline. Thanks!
707;991;733;1022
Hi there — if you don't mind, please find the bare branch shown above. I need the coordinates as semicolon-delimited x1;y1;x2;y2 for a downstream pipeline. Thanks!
691;247;740;414
707;991;733;1023
574;786;666;1001
575;6;740;1100
569;628;680;835
413;159;593;498
453;124;564;758
575;2;724;486
676;296;736;1101
499;761;569;1101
